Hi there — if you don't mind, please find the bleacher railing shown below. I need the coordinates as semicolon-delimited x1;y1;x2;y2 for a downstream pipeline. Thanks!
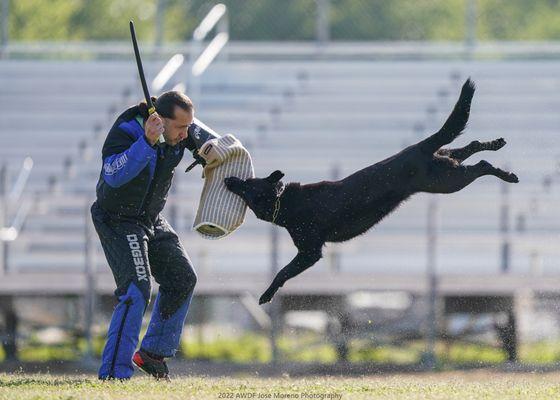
0;157;34;274
4;41;560;60
188;3;229;103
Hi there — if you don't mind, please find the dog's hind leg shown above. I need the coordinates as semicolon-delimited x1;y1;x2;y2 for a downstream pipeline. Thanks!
259;248;322;304
432;160;518;194
438;138;506;163
419;79;475;154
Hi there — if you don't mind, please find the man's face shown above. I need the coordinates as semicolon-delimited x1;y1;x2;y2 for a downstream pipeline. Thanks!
162;106;194;146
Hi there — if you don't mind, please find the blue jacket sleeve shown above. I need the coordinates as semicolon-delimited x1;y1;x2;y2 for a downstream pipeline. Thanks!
102;135;157;188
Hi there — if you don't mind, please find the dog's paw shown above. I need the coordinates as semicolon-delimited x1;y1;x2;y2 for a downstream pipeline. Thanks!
258;293;272;305
506;172;519;183
491;138;506;150
500;171;519;183
259;289;276;305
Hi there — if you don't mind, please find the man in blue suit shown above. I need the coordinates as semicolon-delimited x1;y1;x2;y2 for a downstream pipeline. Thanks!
91;91;197;380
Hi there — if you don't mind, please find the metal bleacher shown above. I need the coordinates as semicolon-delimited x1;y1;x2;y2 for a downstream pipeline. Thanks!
1;56;560;296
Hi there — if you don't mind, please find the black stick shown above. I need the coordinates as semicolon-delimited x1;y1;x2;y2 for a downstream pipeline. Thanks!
131;20;202;171
129;20;155;115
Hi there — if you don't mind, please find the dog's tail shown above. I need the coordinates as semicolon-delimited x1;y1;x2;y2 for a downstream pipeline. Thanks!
420;78;475;154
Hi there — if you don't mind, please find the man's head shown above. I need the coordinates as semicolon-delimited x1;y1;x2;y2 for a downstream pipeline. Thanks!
224;170;285;221
155;91;194;146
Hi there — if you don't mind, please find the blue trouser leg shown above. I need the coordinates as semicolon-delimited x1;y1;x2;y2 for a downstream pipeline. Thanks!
140;291;193;358
98;283;147;379
141;215;197;358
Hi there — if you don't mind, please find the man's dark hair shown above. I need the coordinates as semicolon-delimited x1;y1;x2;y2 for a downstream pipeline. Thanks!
138;91;194;119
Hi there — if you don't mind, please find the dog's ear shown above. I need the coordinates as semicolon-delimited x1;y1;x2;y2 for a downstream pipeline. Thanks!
266;170;284;183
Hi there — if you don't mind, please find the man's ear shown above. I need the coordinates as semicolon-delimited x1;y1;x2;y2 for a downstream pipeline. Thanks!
266;170;285;183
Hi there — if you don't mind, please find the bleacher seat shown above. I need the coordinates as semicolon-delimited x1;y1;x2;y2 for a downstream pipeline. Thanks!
1;58;559;277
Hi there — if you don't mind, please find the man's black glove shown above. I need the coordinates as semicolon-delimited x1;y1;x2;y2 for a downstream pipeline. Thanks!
183;119;220;173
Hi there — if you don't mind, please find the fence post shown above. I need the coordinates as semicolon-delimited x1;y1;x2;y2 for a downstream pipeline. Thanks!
465;0;477;58
316;0;330;44
154;0;167;56
0;297;18;360
0;0;9;58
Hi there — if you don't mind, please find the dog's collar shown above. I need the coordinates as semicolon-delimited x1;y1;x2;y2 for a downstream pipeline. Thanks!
271;183;285;224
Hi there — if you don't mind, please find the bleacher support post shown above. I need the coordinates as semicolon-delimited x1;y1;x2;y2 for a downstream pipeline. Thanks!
328;164;341;273
83;202;97;362
169;184;179;231
423;196;439;369
496;309;517;362
500;179;511;273
0;297;18;361
0;164;6;275
269;224;281;366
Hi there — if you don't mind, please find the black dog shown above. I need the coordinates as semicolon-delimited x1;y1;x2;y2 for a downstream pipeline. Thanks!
225;79;518;305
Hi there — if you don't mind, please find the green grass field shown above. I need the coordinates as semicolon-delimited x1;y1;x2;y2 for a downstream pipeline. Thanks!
13;333;560;365
1;372;560;400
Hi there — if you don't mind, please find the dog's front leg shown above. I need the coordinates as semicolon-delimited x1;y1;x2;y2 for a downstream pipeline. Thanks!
259;249;322;305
